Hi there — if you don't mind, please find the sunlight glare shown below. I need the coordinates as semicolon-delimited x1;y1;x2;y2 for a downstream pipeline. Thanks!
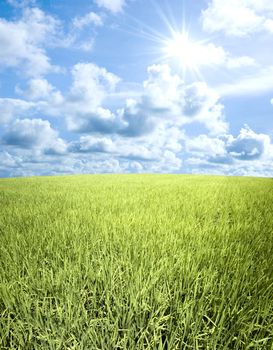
164;32;201;71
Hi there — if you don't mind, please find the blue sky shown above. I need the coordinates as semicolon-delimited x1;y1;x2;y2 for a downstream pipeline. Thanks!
1;0;273;177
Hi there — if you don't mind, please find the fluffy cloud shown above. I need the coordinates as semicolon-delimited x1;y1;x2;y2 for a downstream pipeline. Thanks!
183;82;228;135
73;12;103;29
2;118;67;154
0;78;65;123
2;59;272;177
187;126;272;166
202;0;273;36
70;11;105;52
4;62;227;138
95;0;125;13
166;38;256;69
118;64;228;137
0;151;23;177
0;8;60;76
69;130;179;163
64;63;120;132
64;120;184;174
226;125;271;160
69;135;115;153
187;134;226;156
69;62;120;107
16;78;61;101
0;150;123;177
68;107;121;134
2;121;273;177
0;98;35;123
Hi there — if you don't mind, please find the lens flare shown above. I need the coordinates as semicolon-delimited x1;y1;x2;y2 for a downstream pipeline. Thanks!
164;31;201;70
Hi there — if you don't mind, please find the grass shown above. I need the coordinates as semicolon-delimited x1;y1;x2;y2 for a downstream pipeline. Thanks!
0;174;273;349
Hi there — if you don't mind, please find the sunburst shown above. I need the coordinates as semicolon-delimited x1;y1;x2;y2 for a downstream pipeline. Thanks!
162;30;208;80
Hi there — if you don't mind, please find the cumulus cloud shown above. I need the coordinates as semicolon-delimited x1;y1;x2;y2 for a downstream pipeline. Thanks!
2;118;67;154
187;125;272;167
69;135;115;153
2;122;272;177
10;62;227;138
202;0;273;36
17;78;66;119
183;82;228;134
64;62;120;132
226;125;271;160
69;62;120;107
95;0;125;13
0;98;35;123
118;64;228;137
0;8;61;76
2;60;272;177
16;78;61;101
67;124;184;169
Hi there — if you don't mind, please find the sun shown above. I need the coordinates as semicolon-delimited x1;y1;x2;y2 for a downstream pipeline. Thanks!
163;31;202;72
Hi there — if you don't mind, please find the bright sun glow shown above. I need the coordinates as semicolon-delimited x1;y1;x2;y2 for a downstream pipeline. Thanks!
164;32;202;71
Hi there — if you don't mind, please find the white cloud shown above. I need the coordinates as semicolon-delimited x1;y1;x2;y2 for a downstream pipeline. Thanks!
202;0;273;36
76;39;95;52
69;12;104;52
0;61;230;177
95;0;125;13
0;150;123;177
2;120;273;177
186;126;272;167
13;78;64;118
226;125;271;160
73;12;103;29
0;8;60;76
67;123;184;173
118;64;228;136
70;135;115;153
16;78;56;100
5;62;227;138
218;66;273;96
3;61;273;176
187;134;226;156
2;118;67;154
69;62;120;107
0;98;35;123
183;81;228;135
128;161;143;173
64;63;120;132
168;40;256;69
226;55;256;69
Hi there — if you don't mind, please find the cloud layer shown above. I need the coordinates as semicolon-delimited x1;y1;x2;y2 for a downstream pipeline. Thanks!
0;1;272;177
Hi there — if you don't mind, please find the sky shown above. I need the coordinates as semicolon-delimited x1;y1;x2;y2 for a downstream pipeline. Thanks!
1;0;273;177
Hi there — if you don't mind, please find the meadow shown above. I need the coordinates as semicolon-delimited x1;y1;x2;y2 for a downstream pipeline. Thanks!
0;174;272;349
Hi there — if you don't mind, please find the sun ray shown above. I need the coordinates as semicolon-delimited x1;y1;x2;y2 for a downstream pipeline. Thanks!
114;0;211;83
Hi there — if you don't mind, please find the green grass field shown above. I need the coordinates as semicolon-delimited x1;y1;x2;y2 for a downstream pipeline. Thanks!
0;175;273;349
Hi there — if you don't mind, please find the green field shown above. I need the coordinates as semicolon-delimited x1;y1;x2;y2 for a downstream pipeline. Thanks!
0;175;273;349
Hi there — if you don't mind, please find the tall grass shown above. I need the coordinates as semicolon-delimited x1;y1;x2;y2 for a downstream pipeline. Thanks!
0;174;272;349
